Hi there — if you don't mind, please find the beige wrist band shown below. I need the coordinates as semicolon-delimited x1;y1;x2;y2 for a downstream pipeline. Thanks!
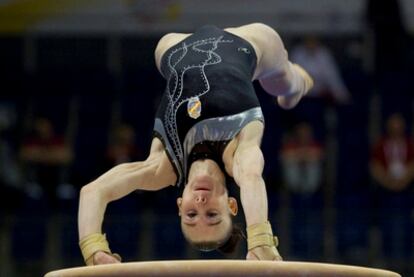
79;233;119;265
246;221;279;251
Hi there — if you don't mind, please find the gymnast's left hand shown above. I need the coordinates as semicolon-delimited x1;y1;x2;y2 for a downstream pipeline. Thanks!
93;251;121;265
246;246;283;261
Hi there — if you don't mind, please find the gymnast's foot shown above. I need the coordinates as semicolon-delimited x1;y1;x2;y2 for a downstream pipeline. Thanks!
277;64;313;109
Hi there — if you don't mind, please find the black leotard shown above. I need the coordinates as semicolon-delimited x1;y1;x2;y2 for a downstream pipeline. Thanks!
153;25;264;186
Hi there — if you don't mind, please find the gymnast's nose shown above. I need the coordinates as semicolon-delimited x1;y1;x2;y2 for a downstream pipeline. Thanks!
195;194;207;204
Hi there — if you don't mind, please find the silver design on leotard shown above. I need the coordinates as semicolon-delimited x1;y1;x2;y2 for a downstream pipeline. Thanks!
154;118;184;184
182;107;264;181
162;36;233;180
155;107;264;186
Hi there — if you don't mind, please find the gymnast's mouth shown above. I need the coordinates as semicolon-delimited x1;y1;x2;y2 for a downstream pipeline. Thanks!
194;184;212;191
193;181;213;192
192;176;214;191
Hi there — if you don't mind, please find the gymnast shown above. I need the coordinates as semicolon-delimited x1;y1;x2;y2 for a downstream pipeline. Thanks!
78;23;313;266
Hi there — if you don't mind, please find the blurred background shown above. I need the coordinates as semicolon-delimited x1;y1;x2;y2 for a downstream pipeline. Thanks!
0;0;414;276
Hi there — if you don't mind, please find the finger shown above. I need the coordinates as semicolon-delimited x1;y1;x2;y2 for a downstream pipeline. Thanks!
94;252;121;265
246;251;259;260
98;254;120;264
273;254;283;261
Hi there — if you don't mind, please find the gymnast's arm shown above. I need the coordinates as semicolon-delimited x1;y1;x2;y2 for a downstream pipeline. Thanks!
232;123;268;226
78;138;177;265
250;23;313;109
231;122;282;261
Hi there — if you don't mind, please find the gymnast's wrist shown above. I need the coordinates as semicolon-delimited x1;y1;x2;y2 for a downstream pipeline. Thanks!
79;233;121;265
246;221;279;251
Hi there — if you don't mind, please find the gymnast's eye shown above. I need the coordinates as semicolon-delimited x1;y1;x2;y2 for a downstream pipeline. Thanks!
207;212;218;218
187;211;197;218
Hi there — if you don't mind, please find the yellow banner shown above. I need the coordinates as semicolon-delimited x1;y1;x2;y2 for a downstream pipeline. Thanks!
0;0;88;33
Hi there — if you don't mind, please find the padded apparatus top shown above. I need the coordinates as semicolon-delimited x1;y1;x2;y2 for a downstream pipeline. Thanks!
44;260;401;277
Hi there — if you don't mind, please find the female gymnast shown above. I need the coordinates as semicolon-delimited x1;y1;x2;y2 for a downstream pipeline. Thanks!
78;22;313;265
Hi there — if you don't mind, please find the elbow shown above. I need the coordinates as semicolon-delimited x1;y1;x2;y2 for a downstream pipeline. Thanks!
234;171;264;188
80;183;93;197
80;181;108;205
79;183;95;201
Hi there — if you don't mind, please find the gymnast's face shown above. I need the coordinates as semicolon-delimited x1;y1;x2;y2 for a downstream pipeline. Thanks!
177;176;238;246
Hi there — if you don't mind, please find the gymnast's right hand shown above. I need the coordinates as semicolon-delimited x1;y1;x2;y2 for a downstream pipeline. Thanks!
246;246;283;261
93;251;121;265
246;222;283;261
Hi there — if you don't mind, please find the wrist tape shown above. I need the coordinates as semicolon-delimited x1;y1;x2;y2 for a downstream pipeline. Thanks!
79;233;119;265
246;221;279;251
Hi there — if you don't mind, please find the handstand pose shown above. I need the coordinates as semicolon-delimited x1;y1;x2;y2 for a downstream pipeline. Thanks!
78;23;313;265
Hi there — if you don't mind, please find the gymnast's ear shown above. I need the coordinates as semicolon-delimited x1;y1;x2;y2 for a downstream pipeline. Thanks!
228;197;238;216
176;198;183;216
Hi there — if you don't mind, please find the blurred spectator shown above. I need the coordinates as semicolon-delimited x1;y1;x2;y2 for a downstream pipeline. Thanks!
19;117;74;204
370;113;414;191
281;123;325;259
370;113;414;261
105;123;142;167
280;122;324;194
291;36;351;105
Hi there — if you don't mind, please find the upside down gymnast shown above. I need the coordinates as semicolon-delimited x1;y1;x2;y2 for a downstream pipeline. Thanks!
78;23;313;265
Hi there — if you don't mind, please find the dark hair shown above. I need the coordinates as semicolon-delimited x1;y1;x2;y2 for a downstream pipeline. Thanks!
217;224;245;254
189;224;245;254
